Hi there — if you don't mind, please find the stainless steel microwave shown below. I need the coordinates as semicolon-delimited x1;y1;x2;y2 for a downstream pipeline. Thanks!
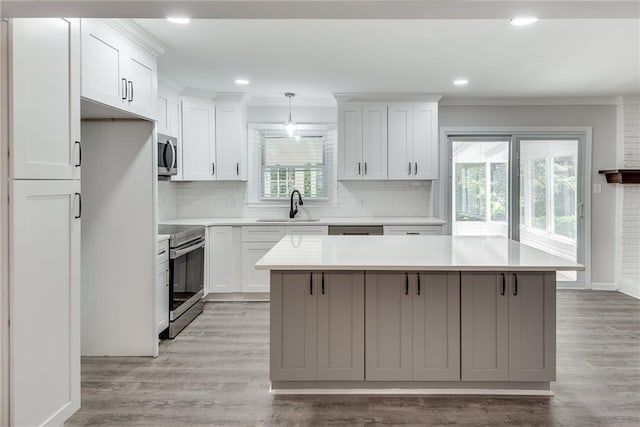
158;134;177;177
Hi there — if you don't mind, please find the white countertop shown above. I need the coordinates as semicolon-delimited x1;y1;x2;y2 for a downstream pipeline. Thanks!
159;217;446;227
158;234;170;242
255;235;585;272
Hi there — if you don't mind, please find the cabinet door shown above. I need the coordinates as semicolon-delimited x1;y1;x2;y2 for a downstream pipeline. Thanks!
365;272;413;380
10;180;81;426
122;45;157;120
241;241;277;292
11;18;81;180
361;103;387;180
167;98;183;180
81;19;126;109
209;226;238;293
508;272;556;381
156;261;169;333
181;100;216;181
412;103;438;179
387;103;414;180
461;272;509;381
270;271;317;380
215;103;246;181
285;225;328;236
156;94;170;135
317;272;365;380
338;103;363;180
412;273;460;380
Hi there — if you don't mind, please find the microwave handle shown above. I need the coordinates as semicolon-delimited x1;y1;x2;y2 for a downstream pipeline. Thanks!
169;141;177;169
163;141;171;171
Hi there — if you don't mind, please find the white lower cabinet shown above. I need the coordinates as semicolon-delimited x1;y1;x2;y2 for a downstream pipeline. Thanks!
208;226;239;293
365;272;460;381
156;240;169;334
270;271;365;381
241;241;279;292
461;272;556;382
10;180;81;426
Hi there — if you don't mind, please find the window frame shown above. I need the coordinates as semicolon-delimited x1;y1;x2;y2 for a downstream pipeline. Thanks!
247;123;337;206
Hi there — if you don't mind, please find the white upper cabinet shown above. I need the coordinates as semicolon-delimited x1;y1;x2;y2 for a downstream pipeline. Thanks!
215;101;247;181
157;83;183;180
10;18;81;180
81;19;158;120
388;102;438;180
338;102;387;180
179;96;247;182
181;99;216;181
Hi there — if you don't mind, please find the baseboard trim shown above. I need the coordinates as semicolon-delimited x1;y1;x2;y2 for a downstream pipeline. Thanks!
269;387;553;397
591;282;617;291
619;280;640;299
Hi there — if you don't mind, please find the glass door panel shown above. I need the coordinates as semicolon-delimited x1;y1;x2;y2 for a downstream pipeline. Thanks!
451;139;510;237
518;139;581;285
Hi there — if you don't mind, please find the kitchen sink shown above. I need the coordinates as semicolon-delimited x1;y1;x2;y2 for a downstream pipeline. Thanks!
256;218;321;223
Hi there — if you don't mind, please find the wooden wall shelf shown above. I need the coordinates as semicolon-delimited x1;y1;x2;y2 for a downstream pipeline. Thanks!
599;169;640;184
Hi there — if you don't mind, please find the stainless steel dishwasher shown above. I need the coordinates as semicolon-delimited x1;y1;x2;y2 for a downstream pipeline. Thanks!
328;225;384;235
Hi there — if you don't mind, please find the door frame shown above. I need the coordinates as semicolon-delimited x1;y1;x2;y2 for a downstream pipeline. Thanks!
438;127;592;289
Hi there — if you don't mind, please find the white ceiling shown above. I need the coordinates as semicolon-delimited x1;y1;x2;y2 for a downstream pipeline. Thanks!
134;18;640;101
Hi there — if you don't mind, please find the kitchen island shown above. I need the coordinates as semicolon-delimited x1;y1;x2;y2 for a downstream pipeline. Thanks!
256;235;584;395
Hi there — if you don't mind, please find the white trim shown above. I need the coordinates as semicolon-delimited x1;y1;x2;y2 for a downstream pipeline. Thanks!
103;19;166;57
247;97;336;107
333;93;442;103
619;279;640;300
439;97;620;107
591;282;618;291
269;387;553;397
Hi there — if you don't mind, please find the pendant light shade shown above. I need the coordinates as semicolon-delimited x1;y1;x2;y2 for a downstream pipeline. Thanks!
284;92;296;137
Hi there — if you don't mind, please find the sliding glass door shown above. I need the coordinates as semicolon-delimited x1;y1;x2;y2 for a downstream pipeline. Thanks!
449;134;586;287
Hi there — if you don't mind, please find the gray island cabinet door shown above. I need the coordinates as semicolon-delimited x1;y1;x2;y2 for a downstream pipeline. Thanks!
365;272;413;380
461;272;509;381
508;272;556;382
412;273;460;381
317;272;365;380
270;272;318;381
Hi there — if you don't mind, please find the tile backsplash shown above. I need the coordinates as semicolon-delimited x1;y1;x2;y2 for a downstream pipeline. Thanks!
158;180;433;220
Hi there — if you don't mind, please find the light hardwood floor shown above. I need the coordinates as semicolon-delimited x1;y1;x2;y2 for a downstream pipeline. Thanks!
66;290;640;426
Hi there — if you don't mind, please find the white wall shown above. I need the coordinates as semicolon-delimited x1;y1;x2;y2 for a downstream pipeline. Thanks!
439;104;618;286
619;96;640;298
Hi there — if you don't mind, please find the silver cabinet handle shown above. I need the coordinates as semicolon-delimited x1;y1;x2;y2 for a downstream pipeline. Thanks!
128;80;134;103
364;162;367;175
408;162;411;175
358;162;361;175
121;78;128;100
75;141;81;167
236;162;239;175
74;193;82;219
414;162;418;175
211;162;215;175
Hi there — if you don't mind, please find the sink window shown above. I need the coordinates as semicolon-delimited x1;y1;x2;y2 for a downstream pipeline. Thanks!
247;124;336;203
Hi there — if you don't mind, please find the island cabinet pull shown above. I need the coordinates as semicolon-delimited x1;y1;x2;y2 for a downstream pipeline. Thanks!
309;273;313;295
513;273;518;296
416;273;421;295
500;273;506;296
321;272;325;295
405;272;409;295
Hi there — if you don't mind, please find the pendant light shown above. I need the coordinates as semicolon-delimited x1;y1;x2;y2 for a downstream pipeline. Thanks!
284;92;296;137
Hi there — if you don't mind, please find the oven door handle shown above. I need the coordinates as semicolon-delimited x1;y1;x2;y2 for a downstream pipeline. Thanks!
170;239;205;259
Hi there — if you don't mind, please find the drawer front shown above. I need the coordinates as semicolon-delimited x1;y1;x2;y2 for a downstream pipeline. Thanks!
286;225;328;236
241;225;286;242
383;225;443;236
157;240;169;264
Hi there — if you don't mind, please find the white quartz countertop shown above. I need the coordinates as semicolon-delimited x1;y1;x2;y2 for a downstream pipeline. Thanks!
255;236;585;272
159;217;446;227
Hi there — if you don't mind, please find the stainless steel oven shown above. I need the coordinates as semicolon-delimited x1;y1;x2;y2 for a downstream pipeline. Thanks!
158;134;177;177
159;224;205;338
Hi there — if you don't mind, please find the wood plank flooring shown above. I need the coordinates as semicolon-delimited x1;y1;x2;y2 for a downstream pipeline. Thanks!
66;290;640;426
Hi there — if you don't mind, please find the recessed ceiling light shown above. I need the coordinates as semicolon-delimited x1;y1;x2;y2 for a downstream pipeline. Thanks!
453;79;469;86
167;17;190;24
234;79;250;85
510;17;538;26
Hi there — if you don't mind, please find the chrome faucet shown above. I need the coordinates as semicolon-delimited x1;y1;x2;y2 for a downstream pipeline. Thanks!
289;190;303;218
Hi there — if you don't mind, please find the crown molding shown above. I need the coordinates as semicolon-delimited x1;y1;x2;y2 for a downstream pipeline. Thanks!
439;96;621;106
333;93;443;103
247;97;337;107
103;19;166;57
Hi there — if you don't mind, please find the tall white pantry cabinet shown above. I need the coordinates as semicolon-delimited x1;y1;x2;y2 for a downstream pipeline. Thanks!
6;19;81;426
